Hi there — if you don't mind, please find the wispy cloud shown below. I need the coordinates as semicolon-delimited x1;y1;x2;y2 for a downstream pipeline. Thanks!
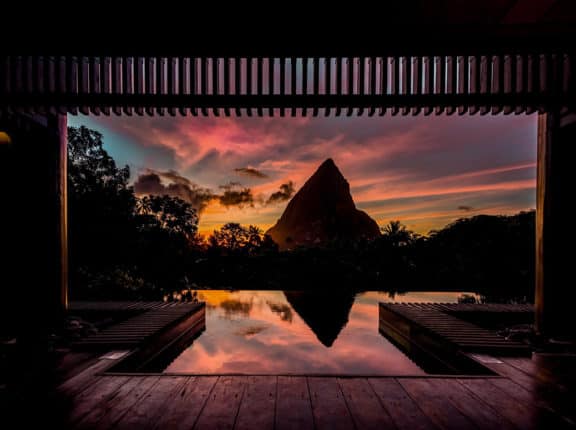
234;167;268;179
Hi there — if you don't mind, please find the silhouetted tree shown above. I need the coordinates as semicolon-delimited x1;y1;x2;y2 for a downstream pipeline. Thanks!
67;126;200;299
68;126;137;274
137;195;198;240
380;220;415;247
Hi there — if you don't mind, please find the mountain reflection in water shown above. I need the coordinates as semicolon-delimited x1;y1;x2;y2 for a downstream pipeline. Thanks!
283;291;355;347
163;290;475;375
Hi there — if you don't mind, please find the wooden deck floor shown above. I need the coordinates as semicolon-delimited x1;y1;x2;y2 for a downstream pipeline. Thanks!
379;303;529;354
73;302;204;349
45;352;575;429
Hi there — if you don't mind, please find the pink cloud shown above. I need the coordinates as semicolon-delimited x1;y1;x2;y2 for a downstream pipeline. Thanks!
70;113;537;234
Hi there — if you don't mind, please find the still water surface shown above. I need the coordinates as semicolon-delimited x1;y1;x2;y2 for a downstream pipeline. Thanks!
164;290;478;375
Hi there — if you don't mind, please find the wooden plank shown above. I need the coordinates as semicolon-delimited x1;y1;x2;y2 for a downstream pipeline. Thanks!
275;376;314;430
167;57;177;116
325;57;332;116
191;56;198;116
401;56;410;115
78;376;159;428
489;377;576;427
312;57;320;116
153;376;217;429
428;378;516;430
303;57;308;116
369;56;377;116
195;376;246;429
368;378;435;430
280;57;286;116
411;56;422;115
358;57;365;115
113;376;188;429
101;57;111;115
268;57;274;116
492;55;503;114
257;57;263;116
344;57;353;116
214;57;221;116
67;375;131;425
235;376;276;430
423;56;433;115
338;378;395;430
335;56;342;116
58;358;114;398
435;56;445;114
390;56;399;116
245;58;253;117
308;377;354;430
445;56;456;115
399;379;476;430
156;57;167;116
517;54;527;112
458;378;538;429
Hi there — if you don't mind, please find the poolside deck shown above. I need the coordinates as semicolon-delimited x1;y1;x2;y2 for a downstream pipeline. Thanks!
46;352;575;429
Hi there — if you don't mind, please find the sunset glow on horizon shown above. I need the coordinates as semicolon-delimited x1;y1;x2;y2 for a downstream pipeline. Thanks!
69;114;537;235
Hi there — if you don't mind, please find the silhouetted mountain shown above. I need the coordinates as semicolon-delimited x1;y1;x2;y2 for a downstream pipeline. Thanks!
267;159;380;249
284;290;356;347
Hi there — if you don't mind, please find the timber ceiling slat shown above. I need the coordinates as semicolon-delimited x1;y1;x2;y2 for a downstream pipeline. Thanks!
123;57;133;116
135;57;144;116
200;57;209;116
480;55;491;115
257;57;263;117
68;57;78;115
235;57;241;117
423;56;433;115
302;58;308;116
145;58;154;116
391;57;400;116
411;56;422;115
246;58;252;117
178;57;187;116
368;57;377;116
101;57;110;116
435;56;445;115
346;58;354;116
492;55;504;114
446;56;456;115
155;57;165;116
167;57;177;116
79;57;90;115
335;57;342;116
214;57;221;117
1;53;574;116
280;57;286;117
503;54;515;114
224;58;231;117
457;56;468;115
111;57;121;115
358;57;366;116
325;57;332;116
90;57;102;116
401;57;409;115
313;57;320;117
268;58;274;116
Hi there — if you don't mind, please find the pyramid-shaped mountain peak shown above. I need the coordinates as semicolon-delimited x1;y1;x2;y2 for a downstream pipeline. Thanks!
267;159;380;249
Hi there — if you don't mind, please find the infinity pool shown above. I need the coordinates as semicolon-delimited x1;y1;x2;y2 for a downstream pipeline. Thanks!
161;290;479;375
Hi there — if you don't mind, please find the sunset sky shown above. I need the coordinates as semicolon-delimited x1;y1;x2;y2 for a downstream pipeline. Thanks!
69;114;537;236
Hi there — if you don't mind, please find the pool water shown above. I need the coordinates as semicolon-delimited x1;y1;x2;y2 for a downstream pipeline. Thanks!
162;290;479;375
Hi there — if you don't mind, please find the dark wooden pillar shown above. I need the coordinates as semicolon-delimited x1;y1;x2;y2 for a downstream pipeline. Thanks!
536;111;576;340
0;112;68;337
